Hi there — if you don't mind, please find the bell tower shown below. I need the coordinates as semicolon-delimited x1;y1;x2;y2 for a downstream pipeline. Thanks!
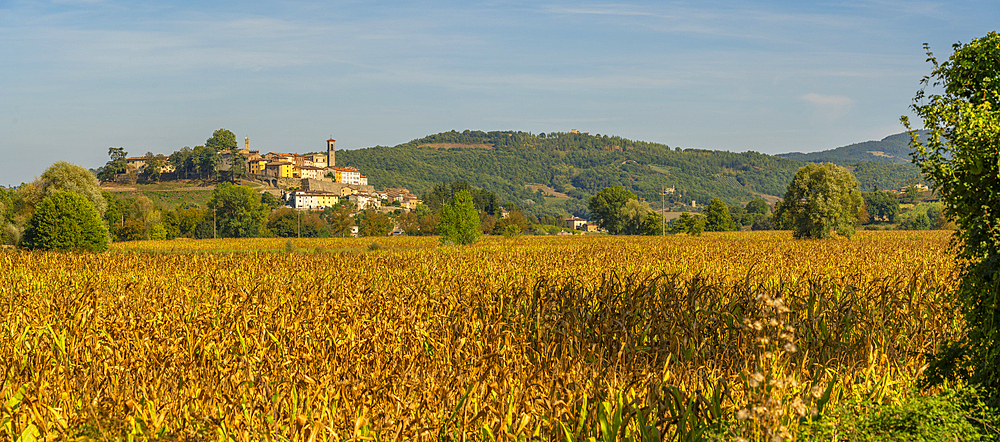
326;138;336;168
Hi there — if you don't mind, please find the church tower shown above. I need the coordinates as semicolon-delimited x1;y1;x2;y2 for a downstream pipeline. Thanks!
327;138;336;168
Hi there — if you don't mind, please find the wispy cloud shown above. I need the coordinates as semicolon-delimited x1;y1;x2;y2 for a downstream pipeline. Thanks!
541;2;873;43
542;4;665;17
801;93;853;123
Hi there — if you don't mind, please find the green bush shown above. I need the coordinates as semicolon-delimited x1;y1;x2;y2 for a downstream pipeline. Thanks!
800;387;998;442
21;192;109;252
439;190;480;245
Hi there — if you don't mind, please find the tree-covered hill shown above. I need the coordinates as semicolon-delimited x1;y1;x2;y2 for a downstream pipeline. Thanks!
335;130;926;217
776;131;927;191
777;132;924;165
337;130;802;211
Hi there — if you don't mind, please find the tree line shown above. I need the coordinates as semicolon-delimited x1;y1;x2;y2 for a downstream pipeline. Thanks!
95;129;242;184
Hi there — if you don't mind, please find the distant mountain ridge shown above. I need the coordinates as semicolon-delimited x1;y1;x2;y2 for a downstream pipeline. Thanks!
777;131;926;165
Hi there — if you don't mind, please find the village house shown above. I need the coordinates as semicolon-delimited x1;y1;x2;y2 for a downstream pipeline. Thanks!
264;161;294;178
330;166;368;186
248;154;267;175
565;216;588;230
385;188;422;211
125;155;175;174
126;156;146;171
298;165;325;180
349;192;381;210
286;190;340;210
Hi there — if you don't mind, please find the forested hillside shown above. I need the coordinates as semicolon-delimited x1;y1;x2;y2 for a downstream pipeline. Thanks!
777;131;927;191
777;132;923;164
337;130;800;210
336;130;926;216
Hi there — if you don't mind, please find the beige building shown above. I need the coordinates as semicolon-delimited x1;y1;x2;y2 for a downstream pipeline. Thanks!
305;153;328;169
330;166;367;186
299;165;325;180
565;217;588;230
126;157;146;171
288;190;340;210
349;192;382;210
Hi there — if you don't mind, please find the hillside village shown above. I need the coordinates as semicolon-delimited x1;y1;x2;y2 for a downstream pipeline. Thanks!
104;132;611;235
118;136;423;215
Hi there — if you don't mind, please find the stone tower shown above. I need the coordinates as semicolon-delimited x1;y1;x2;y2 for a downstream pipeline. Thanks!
327;138;336;168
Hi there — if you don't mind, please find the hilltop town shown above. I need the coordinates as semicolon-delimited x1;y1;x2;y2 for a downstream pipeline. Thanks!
112;135;422;215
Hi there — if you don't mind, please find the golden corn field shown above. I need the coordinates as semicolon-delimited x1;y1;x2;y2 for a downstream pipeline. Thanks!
1;231;963;441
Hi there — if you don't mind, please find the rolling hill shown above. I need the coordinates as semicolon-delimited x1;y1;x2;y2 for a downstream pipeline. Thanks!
777;131;925;165
335;130;926;217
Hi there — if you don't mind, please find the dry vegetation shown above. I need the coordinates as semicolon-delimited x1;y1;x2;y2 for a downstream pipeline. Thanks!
1;231;961;441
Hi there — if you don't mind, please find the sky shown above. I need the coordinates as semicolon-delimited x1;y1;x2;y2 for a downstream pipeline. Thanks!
1;0;997;186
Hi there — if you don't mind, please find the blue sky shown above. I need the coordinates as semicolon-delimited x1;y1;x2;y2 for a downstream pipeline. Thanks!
1;0;996;186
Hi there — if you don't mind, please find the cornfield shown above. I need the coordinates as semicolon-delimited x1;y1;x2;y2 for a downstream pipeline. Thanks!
1;231;962;441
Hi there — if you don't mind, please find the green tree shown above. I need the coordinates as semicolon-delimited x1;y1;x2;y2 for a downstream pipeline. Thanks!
98;147;127;182
143;152;166;182
170;147;193;179
192;146;218;179
618;199;662;235
899;211;931;230
160;210;181;240
588;186;636;234
862;190;900;223
38;161;107;216
493;210;530;237
206;128;238;153
358;211;392;237
745;198;771;219
267;208;330;238
397;211;420;235
261;192;282;210
728;204;748;227
779;163;863;239
419;213;440;236
207;183;268;238
174;206;207;238
704;198;736;231
21;192;109;252
901;185;920;204
320;202;355;237
669;212;705;236
902;32;1000;399
925;203;951;230
439;190;480;245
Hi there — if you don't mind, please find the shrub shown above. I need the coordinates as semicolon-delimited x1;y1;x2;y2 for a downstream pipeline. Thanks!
800;387;997;441
21;192;109;252
439;190;480;245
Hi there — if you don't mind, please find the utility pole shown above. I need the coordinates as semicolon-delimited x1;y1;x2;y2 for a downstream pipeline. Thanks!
213;208;217;239
661;186;666;237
